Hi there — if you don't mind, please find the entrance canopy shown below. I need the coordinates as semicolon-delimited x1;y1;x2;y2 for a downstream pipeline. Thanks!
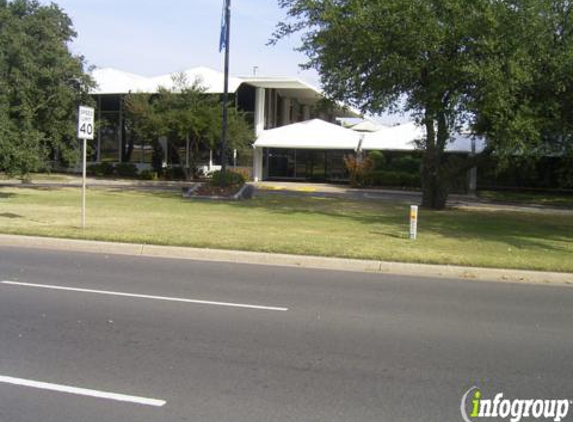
254;119;362;150
254;119;486;153
362;122;486;153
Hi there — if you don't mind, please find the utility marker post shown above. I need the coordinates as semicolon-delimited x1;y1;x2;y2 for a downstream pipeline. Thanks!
409;205;419;240
77;105;95;229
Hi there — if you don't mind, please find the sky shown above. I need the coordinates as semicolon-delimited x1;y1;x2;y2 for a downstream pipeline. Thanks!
44;0;317;82
42;0;407;124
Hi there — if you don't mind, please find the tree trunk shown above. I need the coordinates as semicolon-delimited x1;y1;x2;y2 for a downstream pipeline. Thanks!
420;112;450;210
421;151;450;210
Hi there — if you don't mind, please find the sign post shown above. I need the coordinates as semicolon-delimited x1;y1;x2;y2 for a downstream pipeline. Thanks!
77;106;95;229
409;205;419;240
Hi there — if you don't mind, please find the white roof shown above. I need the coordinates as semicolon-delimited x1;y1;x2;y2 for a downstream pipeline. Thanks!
91;66;361;117
91;66;243;95
349;120;384;132
254;119;361;150
90;68;154;95
362;122;486;153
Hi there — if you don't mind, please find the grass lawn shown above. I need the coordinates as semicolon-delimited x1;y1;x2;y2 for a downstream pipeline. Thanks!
1;186;572;272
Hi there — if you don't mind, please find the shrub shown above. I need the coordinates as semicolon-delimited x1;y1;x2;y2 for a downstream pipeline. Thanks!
87;162;114;177
368;151;386;170
344;155;374;187
138;170;158;181
115;163;139;178
211;170;246;186
371;170;420;188
557;155;573;188
163;166;186;180
390;155;421;173
230;167;251;181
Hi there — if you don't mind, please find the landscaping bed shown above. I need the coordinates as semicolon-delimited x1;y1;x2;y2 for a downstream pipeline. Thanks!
194;183;243;197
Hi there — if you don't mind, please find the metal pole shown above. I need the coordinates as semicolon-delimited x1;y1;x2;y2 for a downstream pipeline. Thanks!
81;137;87;229
220;0;231;185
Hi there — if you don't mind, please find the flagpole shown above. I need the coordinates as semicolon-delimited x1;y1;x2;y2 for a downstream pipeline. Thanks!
220;0;231;185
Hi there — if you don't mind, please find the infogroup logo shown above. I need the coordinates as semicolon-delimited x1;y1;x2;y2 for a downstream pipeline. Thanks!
461;387;572;422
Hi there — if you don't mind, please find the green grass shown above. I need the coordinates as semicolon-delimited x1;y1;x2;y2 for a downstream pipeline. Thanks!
477;190;573;208
1;187;572;272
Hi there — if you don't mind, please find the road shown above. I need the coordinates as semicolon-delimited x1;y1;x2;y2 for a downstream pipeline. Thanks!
0;246;572;422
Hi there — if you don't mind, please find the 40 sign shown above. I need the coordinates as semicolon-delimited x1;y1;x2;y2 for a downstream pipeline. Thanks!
78;106;95;140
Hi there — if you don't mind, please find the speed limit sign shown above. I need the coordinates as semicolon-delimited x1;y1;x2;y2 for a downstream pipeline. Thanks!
78;105;95;140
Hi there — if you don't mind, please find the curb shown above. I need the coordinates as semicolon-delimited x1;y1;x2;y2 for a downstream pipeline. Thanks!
1;234;572;287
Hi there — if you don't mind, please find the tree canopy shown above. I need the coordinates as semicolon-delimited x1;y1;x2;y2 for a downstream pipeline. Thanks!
0;0;93;176
274;0;573;208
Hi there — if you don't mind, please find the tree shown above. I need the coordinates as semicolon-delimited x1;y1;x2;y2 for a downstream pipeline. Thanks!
0;0;94;177
125;74;252;180
273;0;558;209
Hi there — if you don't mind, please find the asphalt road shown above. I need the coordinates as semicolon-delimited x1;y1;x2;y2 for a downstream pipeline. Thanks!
0;246;572;422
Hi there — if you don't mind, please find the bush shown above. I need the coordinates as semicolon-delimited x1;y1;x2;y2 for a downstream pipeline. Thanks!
163;166;186;180
368;151;386;170
371;170;420;188
87;162;114;177
557;155;573;188
211;170;246;186
138;170;158;181
115;163;139;178
390;155;421;173
230;167;251;181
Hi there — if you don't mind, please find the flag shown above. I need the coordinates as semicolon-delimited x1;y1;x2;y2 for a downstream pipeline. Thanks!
219;0;229;52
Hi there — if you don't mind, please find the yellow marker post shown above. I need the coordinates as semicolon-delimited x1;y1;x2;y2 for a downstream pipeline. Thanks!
409;205;418;240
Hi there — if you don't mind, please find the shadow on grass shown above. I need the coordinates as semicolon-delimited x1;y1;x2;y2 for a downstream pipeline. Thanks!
222;194;573;252
0;192;16;199
0;212;22;219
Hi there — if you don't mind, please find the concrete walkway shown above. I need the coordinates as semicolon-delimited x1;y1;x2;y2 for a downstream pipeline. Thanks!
255;181;573;214
0;176;196;191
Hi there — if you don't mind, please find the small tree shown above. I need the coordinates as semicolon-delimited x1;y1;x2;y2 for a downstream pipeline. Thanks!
125;74;252;180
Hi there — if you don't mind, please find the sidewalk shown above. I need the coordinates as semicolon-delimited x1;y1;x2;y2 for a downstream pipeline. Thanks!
0;176;196;191
1;234;572;287
255;181;573;214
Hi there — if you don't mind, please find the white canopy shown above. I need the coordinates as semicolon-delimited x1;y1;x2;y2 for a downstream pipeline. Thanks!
362;122;486;153
254;119;362;150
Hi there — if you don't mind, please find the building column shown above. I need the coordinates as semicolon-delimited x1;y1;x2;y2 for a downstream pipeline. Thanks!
253;148;264;182
281;97;291;126
254;87;266;136
253;87;266;182
302;104;311;121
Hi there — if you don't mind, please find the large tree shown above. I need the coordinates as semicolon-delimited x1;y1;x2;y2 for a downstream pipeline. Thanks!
0;0;93;176
125;74;252;180
273;0;562;208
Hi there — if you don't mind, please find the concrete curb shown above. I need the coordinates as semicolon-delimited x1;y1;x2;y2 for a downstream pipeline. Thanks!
183;183;254;201
0;234;571;287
